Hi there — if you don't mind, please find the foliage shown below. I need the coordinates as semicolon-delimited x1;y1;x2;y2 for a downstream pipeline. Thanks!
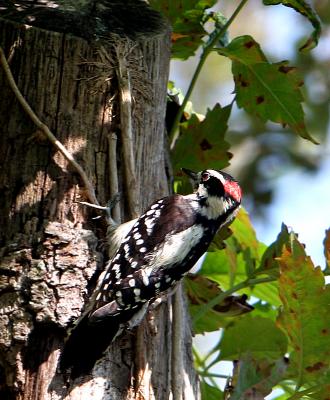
152;0;329;398
217;36;317;144
161;0;328;213
172;104;232;173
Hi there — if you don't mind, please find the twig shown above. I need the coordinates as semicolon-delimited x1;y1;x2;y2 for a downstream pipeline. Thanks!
77;201;108;210
169;0;249;149
115;46;139;219
107;132;121;222
98;44;139;219
171;284;184;400
0;46;99;206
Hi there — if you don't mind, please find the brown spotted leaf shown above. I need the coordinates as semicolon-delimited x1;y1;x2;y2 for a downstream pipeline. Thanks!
218;36;318;144
185;274;253;333
230;356;288;400
277;230;330;388
172;104;232;174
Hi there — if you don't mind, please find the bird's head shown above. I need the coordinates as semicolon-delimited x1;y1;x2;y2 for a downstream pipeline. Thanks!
182;168;242;222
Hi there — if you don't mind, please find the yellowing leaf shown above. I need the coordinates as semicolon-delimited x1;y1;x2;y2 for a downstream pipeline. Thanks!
277;232;330;388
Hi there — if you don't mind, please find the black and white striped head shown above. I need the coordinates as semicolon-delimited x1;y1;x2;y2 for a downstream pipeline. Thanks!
183;168;242;221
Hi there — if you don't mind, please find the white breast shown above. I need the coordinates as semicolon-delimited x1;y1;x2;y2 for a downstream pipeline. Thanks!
148;224;204;270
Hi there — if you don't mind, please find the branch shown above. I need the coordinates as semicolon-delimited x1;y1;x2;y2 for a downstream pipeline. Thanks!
99;43;140;219
169;0;249;149
0;46;99;206
107;132;121;222
171;284;184;400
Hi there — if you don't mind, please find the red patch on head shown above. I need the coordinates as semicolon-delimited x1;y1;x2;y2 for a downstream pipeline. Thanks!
223;181;242;202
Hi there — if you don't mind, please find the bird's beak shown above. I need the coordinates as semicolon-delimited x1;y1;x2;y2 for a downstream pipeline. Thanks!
182;168;199;187
182;168;198;180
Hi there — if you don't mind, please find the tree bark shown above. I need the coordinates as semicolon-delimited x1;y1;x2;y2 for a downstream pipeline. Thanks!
0;1;199;399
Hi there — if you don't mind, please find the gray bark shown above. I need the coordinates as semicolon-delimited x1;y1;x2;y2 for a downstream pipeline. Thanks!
0;1;199;399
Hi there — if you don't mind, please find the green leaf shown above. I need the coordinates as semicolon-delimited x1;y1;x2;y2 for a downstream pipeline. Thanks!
302;383;330;400
230;357;288;400
149;0;217;59
220;315;288;361
251;300;278;321
285;381;330;399
201;249;280;306
201;381;224;400
220;35;267;64
230;207;265;277
171;104;232;174
262;0;321;51
207;225;233;252
257;223;291;277
200;208;279;305
277;232;330;388
218;36;318;144
185;275;253;333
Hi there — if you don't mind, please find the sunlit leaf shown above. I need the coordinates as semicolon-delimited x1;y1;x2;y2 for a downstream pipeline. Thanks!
263;0;321;51
201;249;280;306
200;208;279;304
301;383;330;400
277;232;330;388
220;315;288;360
230;208;266;277
218;36;318;144
250;300;278;321
201;236;245;287
171;104;232;174
203;208;265;280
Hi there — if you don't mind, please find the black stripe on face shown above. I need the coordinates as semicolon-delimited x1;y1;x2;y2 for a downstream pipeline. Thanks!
202;174;225;198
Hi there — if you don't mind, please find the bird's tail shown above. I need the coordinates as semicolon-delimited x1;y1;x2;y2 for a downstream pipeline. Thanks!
60;314;122;378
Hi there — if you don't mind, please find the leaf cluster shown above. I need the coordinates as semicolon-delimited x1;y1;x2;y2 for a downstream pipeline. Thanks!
151;0;329;398
191;215;330;399
158;0;327;213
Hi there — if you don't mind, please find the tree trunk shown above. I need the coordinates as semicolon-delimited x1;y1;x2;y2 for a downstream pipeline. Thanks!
0;2;199;399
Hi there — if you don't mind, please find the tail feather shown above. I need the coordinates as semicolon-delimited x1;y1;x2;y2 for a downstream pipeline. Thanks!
60;315;122;378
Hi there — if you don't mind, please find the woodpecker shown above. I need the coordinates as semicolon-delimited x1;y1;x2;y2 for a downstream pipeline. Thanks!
60;168;241;376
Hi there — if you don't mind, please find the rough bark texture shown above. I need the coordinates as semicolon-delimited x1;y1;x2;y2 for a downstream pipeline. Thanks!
0;1;199;399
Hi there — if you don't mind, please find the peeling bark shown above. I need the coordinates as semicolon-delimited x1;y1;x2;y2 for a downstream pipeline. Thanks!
0;2;199;399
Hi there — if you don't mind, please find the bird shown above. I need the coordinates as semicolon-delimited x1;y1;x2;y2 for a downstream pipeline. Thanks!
60;168;242;377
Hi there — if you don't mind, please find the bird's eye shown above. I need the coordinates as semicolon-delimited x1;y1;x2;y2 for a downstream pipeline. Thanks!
201;172;210;181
